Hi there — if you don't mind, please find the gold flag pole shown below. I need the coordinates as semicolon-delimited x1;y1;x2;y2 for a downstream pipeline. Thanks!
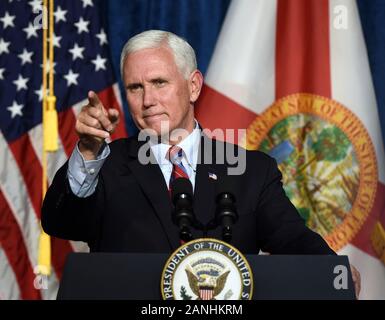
45;0;58;152
38;0;58;276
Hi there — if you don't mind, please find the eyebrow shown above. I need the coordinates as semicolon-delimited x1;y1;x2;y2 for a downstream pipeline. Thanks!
126;77;168;89
126;83;141;89
151;77;167;82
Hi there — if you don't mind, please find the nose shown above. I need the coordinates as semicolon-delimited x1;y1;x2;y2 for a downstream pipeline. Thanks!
143;86;156;109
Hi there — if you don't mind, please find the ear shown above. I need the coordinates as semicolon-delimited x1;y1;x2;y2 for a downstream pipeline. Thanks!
188;70;204;104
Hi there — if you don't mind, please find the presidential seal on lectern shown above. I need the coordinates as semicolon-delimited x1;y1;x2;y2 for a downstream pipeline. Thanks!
161;238;253;300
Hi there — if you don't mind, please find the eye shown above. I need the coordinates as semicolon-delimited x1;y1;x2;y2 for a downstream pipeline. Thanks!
153;78;167;87
127;84;142;93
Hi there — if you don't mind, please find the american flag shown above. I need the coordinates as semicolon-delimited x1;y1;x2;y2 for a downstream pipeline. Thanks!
0;0;127;299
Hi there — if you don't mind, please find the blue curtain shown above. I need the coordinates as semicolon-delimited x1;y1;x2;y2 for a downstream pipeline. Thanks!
101;0;231;135
357;0;385;146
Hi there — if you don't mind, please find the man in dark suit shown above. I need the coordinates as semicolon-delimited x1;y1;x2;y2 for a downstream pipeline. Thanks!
41;30;360;294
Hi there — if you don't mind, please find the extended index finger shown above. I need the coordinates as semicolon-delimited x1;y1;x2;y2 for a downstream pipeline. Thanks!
88;91;103;109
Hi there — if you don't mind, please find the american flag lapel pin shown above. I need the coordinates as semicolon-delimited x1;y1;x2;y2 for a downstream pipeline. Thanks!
208;172;217;180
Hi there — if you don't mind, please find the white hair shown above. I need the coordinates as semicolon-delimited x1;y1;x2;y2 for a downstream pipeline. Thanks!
120;30;197;80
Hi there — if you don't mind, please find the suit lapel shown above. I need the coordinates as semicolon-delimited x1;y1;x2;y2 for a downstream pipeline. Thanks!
193;135;220;228
194;164;216;227
123;138;180;250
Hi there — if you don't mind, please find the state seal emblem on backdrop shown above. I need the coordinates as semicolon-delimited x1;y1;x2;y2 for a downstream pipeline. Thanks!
161;238;253;300
244;93;378;251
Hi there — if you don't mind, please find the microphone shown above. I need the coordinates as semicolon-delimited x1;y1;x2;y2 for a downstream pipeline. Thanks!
170;178;195;242
215;177;238;243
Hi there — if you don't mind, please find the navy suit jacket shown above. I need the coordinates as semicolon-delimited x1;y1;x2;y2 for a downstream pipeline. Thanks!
41;134;335;255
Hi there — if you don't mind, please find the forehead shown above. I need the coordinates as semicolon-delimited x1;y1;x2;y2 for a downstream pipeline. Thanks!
123;46;180;79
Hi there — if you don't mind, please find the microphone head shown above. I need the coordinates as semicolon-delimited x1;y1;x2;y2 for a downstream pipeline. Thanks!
214;175;238;240
170;177;193;203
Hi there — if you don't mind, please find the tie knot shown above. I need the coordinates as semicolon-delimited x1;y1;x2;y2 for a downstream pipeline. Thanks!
167;145;189;184
167;145;184;164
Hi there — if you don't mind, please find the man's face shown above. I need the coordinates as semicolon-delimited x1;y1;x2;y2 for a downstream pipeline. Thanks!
123;46;202;138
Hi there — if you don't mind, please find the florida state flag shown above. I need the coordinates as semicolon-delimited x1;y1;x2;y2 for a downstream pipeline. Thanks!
196;0;385;299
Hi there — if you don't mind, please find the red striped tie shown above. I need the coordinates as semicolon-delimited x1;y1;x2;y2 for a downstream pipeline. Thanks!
167;145;189;187
167;145;189;245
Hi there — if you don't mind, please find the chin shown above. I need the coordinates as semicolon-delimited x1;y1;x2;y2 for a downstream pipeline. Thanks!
145;119;172;135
